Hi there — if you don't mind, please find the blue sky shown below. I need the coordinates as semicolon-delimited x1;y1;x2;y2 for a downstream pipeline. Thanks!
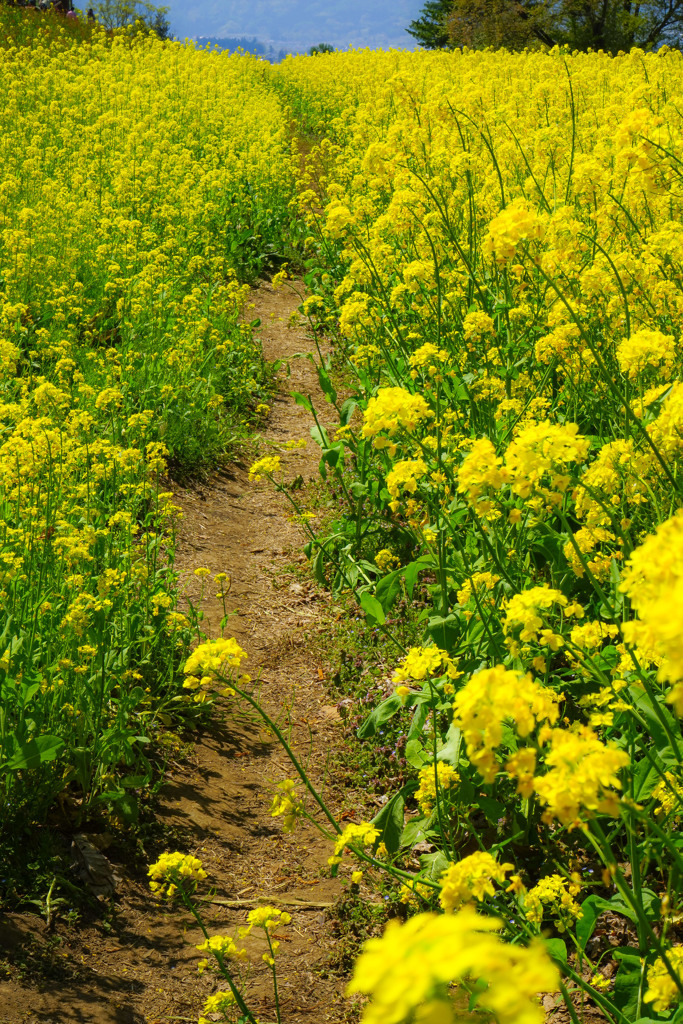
166;0;424;50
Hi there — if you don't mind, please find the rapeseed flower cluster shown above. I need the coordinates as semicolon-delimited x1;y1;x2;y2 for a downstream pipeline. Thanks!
361;388;432;440
534;727;629;827
645;948;683;1013
347;907;558;1024
249;455;282;481
270;779;304;832
439;852;513;912
453;666;561;782
415;763;460;815
392;645;454;683
198;992;235;1024
184;637;248;679
329;822;380;867
148;852;207;898
523;874;583;931
621;512;683;709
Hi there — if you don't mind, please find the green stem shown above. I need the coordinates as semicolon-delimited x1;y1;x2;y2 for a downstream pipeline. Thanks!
587;822;683;1000
266;933;282;1024
559;963;627;1024
177;881;257;1024
227;676;342;835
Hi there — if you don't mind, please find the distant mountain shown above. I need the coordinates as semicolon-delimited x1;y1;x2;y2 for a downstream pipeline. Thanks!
167;0;422;51
196;35;298;61
197;35;267;53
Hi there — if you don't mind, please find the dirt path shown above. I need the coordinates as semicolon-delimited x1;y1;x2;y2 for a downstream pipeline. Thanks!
0;282;352;1024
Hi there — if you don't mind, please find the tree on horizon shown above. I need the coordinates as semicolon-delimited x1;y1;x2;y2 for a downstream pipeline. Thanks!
409;0;683;52
407;0;452;47
91;0;170;37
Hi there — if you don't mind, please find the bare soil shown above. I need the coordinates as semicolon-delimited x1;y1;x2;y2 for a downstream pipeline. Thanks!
0;281;356;1024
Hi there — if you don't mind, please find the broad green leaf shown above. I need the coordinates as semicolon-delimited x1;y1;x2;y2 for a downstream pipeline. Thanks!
4;734;65;771
576;894;606;949
544;937;568;964
359;591;385;625
375;570;402;612
477;796;505;826
340;398;357;426
403;557;432;598
371;790;406;856
310;424;330;448
317;364;337;405
419;850;450;881
311;547;327;586
427;613;460;650
357;694;402;738
320;445;342;468
437;724;462;766
405;737;430;768
613;951;645;1017
400;816;437;848
407;700;431;742
291;391;313;413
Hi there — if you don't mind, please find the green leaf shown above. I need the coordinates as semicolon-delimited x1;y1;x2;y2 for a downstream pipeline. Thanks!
20;682;40;705
630;687;677;754
426;613;459;650
291;391;313;413
359;591;385;625
436;724;462;766
105;791;139;824
340;398;357;426
419;850;449;881
576;892;646;949
405;737;430;768
400;816;436;848
403;557;432;598
576;893;606;950
317;364;337;405
613;951;645;1017
120;773;150;789
4;734;65;771
407;700;431;742
477;796;505;826
310;424;331;448
371;790;406;856
357;694;402;738
375;570;402;612
633;754;669;802
544;938;568;964
310;547;327;587
320;445;342;468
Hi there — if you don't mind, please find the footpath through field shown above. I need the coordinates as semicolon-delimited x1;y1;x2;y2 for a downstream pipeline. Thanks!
0;281;350;1024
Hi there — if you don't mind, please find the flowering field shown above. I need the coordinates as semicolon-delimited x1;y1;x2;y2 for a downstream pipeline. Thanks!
0;15;292;832
267;45;683;1024
6;12;683;1024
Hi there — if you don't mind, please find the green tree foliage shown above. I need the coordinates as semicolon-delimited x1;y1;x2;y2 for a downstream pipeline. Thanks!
309;42;335;54
92;0;170;38
407;0;453;47
409;0;683;51
446;0;554;49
